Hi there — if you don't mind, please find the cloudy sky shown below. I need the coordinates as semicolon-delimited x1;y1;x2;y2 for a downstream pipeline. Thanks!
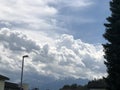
0;0;110;89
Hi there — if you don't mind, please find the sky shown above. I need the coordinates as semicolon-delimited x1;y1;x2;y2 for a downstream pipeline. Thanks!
0;0;110;89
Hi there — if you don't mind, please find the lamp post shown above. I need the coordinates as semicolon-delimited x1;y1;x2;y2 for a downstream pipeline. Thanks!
20;55;29;90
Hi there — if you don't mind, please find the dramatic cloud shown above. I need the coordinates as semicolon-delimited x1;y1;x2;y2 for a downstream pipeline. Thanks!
0;28;106;83
0;0;58;32
0;0;109;89
0;0;94;33
0;28;40;52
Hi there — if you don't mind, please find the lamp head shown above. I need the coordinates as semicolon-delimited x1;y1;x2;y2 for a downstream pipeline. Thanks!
23;55;29;58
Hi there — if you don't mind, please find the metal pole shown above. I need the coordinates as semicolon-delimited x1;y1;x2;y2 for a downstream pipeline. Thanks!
20;55;28;90
20;56;24;90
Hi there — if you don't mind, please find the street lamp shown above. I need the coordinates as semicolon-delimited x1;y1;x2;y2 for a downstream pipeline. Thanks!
20;55;29;90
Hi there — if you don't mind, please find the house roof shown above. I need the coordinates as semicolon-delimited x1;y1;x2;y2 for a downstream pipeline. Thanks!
0;74;9;80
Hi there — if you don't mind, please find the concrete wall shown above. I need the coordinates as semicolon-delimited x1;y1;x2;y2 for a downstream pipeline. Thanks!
23;83;29;90
0;80;5;90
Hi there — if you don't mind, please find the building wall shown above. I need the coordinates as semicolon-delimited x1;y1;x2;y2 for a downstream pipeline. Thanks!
0;80;5;90
23;83;29;90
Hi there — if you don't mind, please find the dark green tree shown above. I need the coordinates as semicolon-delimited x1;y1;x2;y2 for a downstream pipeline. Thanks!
103;0;120;90
71;84;77;89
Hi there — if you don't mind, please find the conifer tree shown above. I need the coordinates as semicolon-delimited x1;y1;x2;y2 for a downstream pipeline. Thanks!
103;0;120;90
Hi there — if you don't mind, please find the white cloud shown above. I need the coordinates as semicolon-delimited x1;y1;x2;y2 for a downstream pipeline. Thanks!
0;0;57;20
39;34;106;79
56;0;94;8
0;0;94;33
0;0;106;88
0;29;106;82
0;28;40;52
0;0;59;32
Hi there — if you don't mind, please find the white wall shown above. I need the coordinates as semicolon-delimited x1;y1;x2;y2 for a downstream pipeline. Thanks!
0;80;5;90
23;83;29;90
